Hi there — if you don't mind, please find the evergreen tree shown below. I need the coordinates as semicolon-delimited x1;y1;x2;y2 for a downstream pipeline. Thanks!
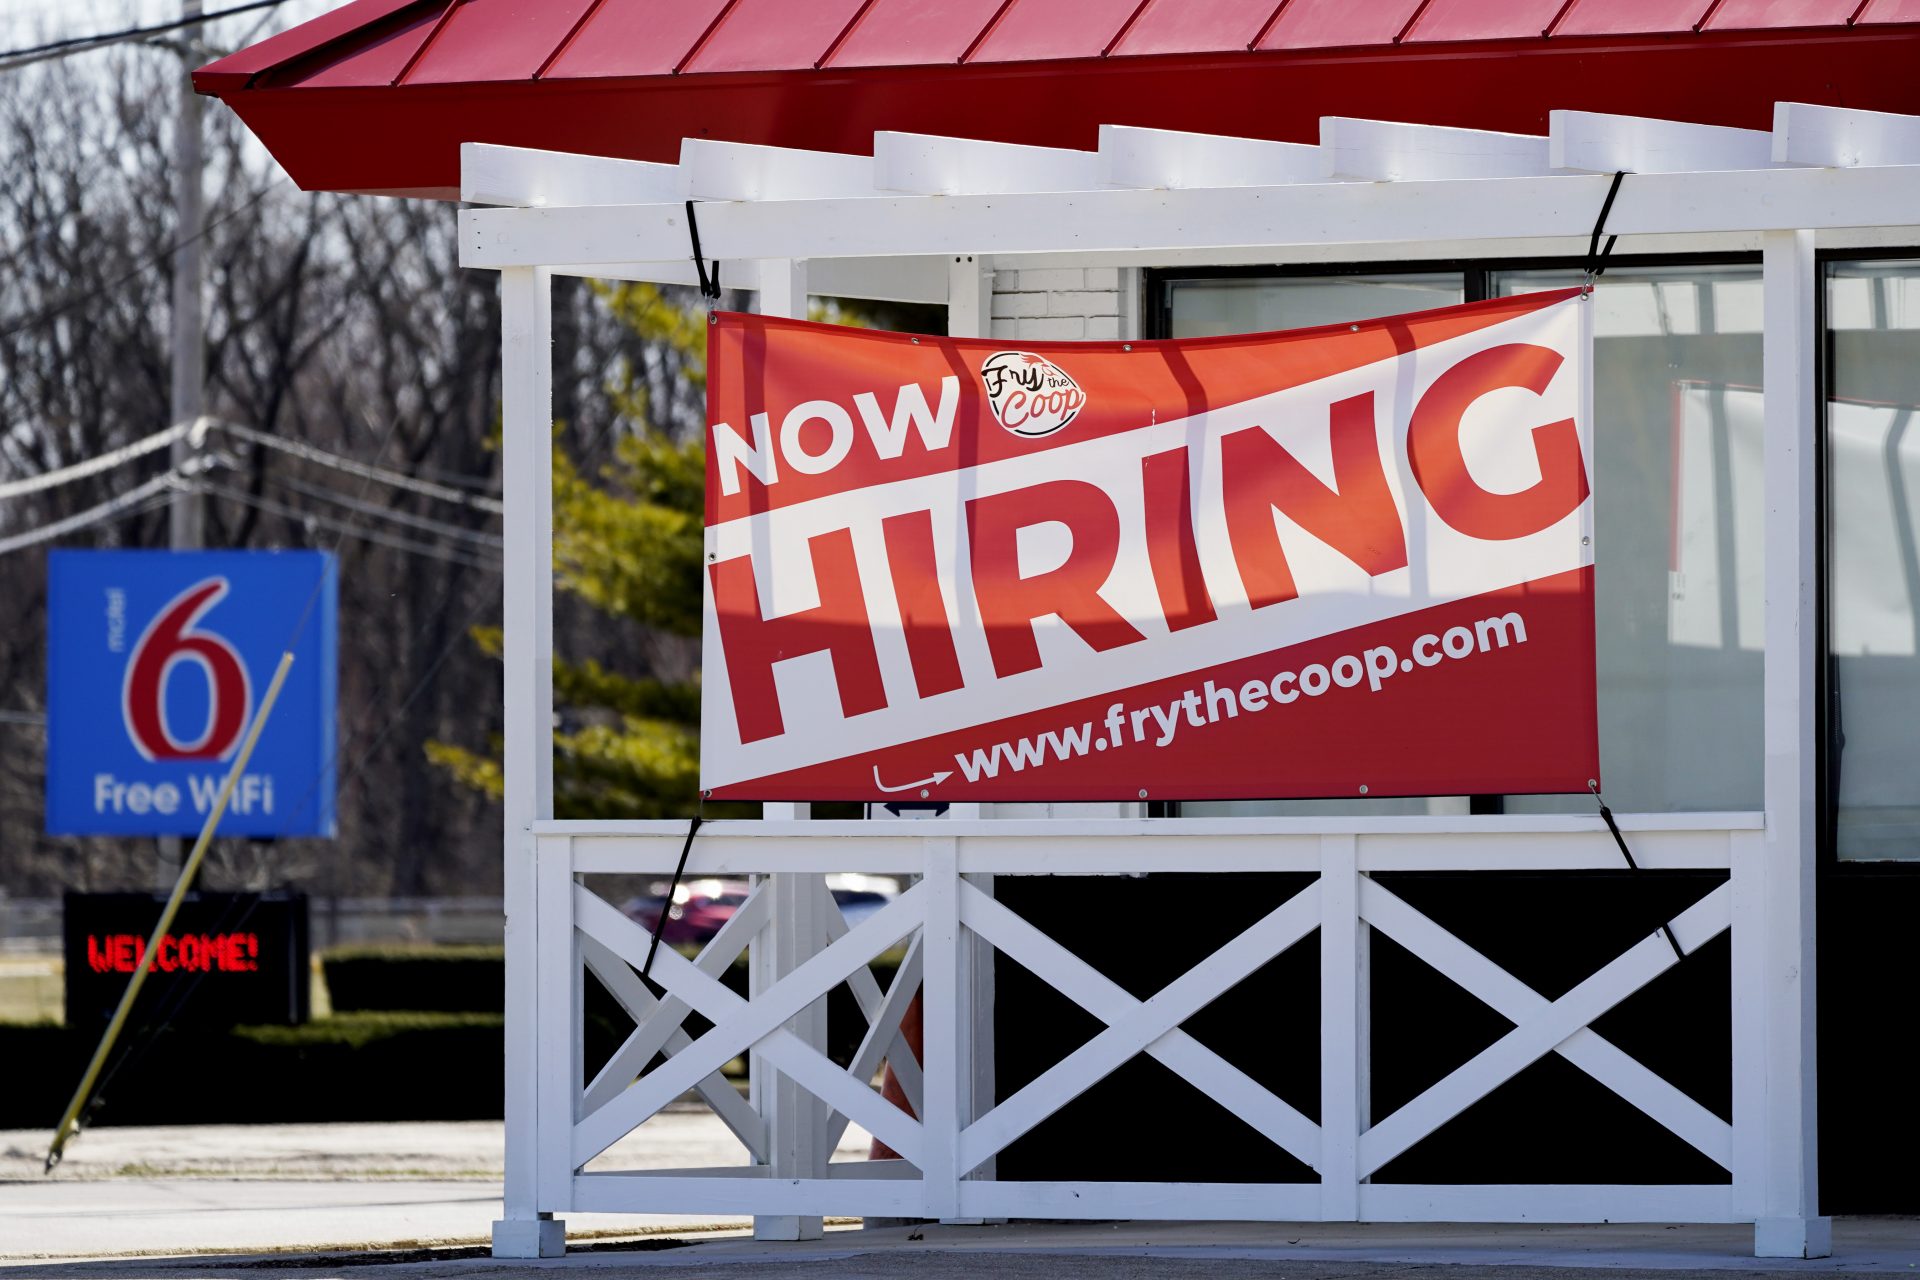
428;283;723;819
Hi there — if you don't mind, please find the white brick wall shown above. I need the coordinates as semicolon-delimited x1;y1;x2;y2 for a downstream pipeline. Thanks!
988;266;1136;342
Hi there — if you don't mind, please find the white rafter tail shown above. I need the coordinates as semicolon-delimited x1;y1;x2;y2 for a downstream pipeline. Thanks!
680;137;878;201
1773;101;1920;168
461;143;688;208
1320;117;1551;182
873;131;1108;196
1097;124;1330;190
1549;110;1776;175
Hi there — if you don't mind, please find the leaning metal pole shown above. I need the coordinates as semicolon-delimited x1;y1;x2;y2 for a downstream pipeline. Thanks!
44;651;295;1173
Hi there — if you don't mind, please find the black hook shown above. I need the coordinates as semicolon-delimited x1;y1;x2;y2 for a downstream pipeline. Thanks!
685;199;721;307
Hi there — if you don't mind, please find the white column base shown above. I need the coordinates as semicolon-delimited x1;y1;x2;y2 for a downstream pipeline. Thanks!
491;1217;565;1258
754;1215;824;1241
1754;1216;1832;1258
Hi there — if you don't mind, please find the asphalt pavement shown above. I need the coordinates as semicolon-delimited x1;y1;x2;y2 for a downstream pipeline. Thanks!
1;1119;1916;1279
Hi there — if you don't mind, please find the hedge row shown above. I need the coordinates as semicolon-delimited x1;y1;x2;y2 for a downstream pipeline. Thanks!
321;945;507;1014
2;947;912;1128
0;1013;504;1130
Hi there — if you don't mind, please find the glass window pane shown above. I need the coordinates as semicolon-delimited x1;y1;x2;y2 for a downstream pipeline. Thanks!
1495;266;1764;815
1828;260;1920;861
1165;273;1464;339
1165;272;1466;818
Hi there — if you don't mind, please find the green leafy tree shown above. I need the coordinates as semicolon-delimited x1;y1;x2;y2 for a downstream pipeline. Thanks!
430;288;936;819
428;283;725;819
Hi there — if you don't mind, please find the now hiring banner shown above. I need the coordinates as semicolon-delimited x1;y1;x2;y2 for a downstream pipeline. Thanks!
699;291;1598;803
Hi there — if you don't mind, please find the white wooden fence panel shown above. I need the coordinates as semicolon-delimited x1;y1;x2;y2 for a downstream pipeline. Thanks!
529;819;1760;1235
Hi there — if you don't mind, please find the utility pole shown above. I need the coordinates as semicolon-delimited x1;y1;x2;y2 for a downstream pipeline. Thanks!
161;0;205;890
169;0;205;551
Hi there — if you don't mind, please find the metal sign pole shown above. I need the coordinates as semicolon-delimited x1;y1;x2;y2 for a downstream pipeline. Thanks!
44;651;294;1172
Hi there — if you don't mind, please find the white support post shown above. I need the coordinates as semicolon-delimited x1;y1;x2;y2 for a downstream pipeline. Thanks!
1320;835;1361;1220
946;255;995;1216
752;259;825;1242
1754;229;1830;1260
755;871;828;1241
1730;829;1767;1221
534;835;580;1205
920;836;964;1222
493;267;562;1260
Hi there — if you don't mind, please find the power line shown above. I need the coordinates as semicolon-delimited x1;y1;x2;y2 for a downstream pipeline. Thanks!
0;0;292;73
266;472;504;549
0;417;502;514
194;481;504;573
0;468;193;556
221;420;505;514
0;421;194;501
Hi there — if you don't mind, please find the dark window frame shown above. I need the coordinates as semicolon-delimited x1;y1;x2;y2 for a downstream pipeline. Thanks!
1816;247;1920;875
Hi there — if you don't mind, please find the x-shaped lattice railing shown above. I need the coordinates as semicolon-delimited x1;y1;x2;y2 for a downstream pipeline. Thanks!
1356;877;1734;1175
956;878;1325;1175
571;880;928;1168
561;861;1736;1192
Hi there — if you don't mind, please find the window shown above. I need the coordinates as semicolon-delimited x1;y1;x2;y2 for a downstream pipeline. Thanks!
1164;273;1465;339
1495;266;1763;815
1156;261;1765;816
1828;260;1920;860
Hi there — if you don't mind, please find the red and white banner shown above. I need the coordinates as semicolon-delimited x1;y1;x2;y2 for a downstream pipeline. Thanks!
700;290;1598;802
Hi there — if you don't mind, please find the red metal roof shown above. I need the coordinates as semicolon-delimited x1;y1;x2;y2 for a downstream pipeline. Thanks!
196;0;1920;198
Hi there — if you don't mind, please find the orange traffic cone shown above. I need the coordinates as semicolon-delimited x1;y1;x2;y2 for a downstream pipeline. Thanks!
869;989;923;1160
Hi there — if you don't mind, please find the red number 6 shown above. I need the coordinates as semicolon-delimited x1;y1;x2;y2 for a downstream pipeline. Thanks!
121;577;253;761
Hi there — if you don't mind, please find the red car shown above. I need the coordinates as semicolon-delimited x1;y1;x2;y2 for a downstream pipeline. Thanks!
623;878;752;946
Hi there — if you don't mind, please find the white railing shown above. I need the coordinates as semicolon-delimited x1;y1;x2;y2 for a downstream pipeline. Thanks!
520;813;1765;1227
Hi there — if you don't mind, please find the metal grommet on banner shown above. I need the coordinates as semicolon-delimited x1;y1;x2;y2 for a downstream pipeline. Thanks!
1582;170;1627;293
685;198;722;316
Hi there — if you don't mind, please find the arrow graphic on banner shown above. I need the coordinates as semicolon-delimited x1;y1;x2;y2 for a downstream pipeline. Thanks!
873;765;953;793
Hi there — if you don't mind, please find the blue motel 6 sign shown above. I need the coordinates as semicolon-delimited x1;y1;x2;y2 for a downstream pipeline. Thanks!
46;550;338;837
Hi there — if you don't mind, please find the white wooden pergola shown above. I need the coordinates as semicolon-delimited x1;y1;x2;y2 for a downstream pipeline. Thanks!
458;103;1920;1261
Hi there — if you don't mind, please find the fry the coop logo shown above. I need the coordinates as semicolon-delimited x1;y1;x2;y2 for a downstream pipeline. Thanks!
980;351;1085;437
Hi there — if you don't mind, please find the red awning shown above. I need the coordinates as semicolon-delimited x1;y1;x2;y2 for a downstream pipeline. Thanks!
197;0;1920;198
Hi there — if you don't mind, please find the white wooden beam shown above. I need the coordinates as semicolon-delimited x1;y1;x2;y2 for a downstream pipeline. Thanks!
1774;101;1920;168
461;143;685;208
680;138;876;201
541;256;947;304
461;165;1920;269
1550;111;1774;175
874;131;1106;195
1320;117;1551;181
1098;124;1328;189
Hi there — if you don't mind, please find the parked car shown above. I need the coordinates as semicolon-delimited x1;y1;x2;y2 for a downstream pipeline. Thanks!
830;888;891;930
622;878;752;946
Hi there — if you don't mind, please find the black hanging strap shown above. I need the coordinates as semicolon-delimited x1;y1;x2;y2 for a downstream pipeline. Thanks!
1590;781;1683;961
685;199;721;307
1584;169;1626;284
642;811;704;981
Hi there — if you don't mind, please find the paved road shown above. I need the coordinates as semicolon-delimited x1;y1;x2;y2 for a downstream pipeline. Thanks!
2;1120;1916;1278
0;1117;867;1260
5;1220;1920;1280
